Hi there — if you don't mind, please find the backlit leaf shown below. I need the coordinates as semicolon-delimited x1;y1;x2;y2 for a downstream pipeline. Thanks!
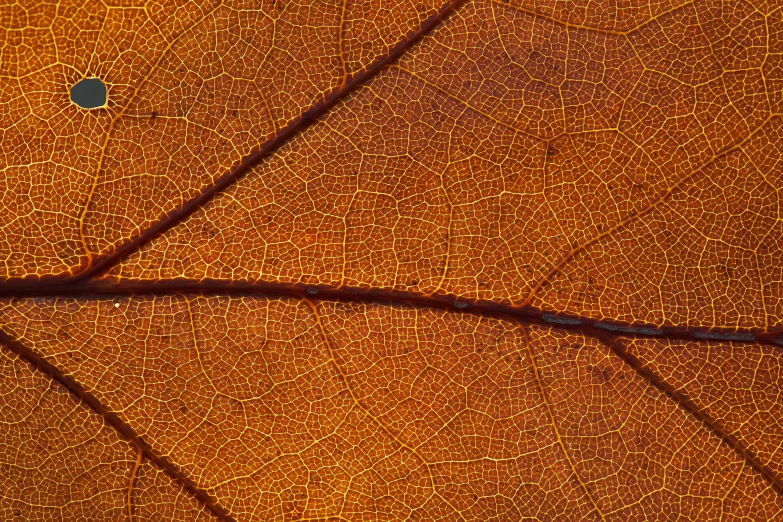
1;0;781;519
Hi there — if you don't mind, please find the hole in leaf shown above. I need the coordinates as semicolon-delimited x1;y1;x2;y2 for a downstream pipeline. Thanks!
70;78;107;109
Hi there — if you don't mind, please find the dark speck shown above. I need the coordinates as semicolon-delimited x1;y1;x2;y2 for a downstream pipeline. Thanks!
542;314;581;325
594;322;662;335
70;78;107;109
693;331;755;342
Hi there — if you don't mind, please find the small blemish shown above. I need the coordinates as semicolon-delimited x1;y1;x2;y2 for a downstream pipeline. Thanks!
542;314;581;325
594;322;662;335
305;287;319;295
693;331;755;342
70;77;107;109
453;300;468;309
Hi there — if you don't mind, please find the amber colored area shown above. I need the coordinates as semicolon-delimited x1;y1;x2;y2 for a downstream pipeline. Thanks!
0;0;782;520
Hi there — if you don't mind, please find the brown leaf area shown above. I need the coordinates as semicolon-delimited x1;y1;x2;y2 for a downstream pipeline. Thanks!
0;344;214;521
3;298;783;520
1;0;783;520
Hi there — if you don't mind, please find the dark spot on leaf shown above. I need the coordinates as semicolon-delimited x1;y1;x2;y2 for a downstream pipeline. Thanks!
542;314;581;325
70;78;107;109
693;331;755;342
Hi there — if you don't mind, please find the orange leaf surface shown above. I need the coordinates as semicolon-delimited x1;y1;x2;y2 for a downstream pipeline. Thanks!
1;0;782;519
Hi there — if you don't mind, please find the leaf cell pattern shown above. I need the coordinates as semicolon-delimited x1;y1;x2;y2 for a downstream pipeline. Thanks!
0;344;215;521
1;0;782;520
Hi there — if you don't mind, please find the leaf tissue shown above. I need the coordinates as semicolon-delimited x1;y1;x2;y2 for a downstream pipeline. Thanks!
1;0;782;520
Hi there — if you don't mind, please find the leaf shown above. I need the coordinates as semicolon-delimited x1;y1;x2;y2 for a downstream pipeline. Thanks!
1;0;782;520
0;342;214;520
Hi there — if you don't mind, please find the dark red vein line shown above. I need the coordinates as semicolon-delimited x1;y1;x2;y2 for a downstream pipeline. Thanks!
0;329;238;522
3;278;781;349
598;332;783;496
57;0;467;285
0;6;468;517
